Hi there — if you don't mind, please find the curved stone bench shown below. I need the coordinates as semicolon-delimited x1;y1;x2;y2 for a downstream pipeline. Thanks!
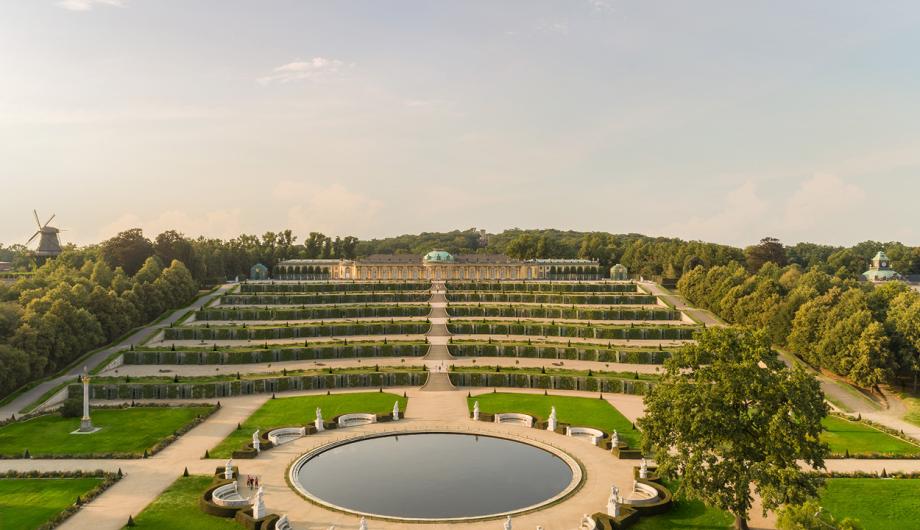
268;426;306;446
212;482;251;508
493;413;534;427
621;482;661;506
337;413;377;428
566;426;605;446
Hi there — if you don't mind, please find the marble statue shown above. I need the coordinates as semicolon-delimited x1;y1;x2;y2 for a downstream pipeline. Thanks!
640;458;648;479
504;515;512;530
607;484;621;517
252;430;260;452
315;407;325;432
224;458;233;479
393;401;400;421
473;401;480;421
359;516;368;530
611;430;619;447
547;406;557;431
275;514;291;530
252;486;265;519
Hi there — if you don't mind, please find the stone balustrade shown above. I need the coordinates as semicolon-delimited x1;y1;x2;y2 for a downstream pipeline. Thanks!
268;427;307;446
337;413;377;427
493;413;534;427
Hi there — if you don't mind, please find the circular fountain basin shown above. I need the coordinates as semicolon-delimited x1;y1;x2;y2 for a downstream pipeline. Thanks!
289;431;580;521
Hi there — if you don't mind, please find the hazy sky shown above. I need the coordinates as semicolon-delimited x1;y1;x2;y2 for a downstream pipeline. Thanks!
1;1;918;248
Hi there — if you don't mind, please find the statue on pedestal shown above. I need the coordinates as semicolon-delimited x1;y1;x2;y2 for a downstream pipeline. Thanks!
315;407;325;432
78;366;95;432
611;430;619;447
393;401;400;421
607;484;621;517
503;515;512;530
252;486;265;519
359;516;368;530
640;458;648;479
224;458;234;479
252;430;260;452
547;406;557;431
473;401;480;421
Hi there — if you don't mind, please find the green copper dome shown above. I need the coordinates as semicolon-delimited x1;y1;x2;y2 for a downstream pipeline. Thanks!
423;250;454;262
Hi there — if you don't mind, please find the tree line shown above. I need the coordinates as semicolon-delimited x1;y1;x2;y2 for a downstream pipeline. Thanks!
0;256;198;399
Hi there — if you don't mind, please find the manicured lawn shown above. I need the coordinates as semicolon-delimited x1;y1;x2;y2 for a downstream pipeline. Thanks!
0;477;103;530
210;391;408;458
126;475;239;529
820;478;920;530
629;480;733;529
467;392;641;447
0;406;212;458
820;415;920;456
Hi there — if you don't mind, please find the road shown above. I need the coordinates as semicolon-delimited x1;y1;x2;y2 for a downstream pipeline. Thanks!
0;284;233;420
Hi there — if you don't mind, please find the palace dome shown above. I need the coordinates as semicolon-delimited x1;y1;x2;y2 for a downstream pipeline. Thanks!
423;250;454;263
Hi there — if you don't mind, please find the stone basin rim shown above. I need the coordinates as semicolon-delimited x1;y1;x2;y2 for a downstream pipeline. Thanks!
286;428;584;522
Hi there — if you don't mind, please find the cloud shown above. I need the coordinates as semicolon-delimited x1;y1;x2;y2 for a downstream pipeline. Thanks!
656;180;769;245
96;209;244;242
534;20;569;35
587;0;615;12
782;174;865;231
272;181;382;235
257;58;348;85
56;0;125;11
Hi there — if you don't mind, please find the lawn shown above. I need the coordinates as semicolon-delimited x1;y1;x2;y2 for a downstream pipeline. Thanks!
820;415;920;456
0;406;212;458
209;391;408;458
467;392;641;447
126;475;239;530
629;480;733;529
820;478;920;530
0;477;103;530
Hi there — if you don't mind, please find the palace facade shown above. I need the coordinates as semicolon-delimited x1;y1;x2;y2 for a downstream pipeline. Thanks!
272;250;601;281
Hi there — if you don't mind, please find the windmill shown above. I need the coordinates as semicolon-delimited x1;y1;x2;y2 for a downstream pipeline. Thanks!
27;210;63;259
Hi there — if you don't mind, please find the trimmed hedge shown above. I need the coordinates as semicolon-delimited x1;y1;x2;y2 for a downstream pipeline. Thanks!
197;305;429;321
164;321;429;341
240;282;430;293
126;343;427;365
69;372;427;400
221;292;429;305
448;372;653;395
446;321;696;340
446;292;657;305
448;305;680;321
446;282;638;293
449;343;670;363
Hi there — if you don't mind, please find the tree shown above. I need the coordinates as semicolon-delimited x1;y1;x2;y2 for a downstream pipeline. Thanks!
639;327;828;530
888;290;920;391
100;229;155;275
744;237;788;273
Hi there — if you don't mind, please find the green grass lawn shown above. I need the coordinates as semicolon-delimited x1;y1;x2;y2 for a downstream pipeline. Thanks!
630;480;733;529
209;391;408;458
0;406;211;458
820;478;920;530
467;392;641;447
0;477;103;530
820;415;920;456
126;475;239;530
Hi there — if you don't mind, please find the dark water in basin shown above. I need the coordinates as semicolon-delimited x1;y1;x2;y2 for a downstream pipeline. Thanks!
294;433;573;519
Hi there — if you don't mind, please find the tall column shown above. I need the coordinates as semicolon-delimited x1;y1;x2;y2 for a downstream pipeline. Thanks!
79;366;95;432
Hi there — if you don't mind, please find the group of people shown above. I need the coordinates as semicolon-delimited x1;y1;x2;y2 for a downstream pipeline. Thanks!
245;474;260;489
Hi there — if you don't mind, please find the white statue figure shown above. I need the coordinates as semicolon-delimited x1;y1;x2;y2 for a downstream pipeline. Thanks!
580;514;596;530
315;407;325;432
503;515;512;530
611;430;619;447
607;484;621;517
252;430;261;452
640;458;648;479
393;401;400;421
473;401;480;421
547;406;557;431
276;514;291;530
224;458;233;479
252;486;265;519
359;516;368;530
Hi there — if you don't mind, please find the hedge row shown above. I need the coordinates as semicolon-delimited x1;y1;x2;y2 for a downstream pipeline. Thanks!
447;305;680;321
125;343;428;365
449;343;670;364
446;292;657;305
221;292;430;305
446;282;638;293
197;305;429;321
447;321;696;340
68;372;427;400
449;372;653;394
163;321;430;340
240;281;430;293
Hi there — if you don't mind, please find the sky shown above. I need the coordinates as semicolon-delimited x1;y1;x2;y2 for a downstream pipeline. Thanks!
1;0;919;249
